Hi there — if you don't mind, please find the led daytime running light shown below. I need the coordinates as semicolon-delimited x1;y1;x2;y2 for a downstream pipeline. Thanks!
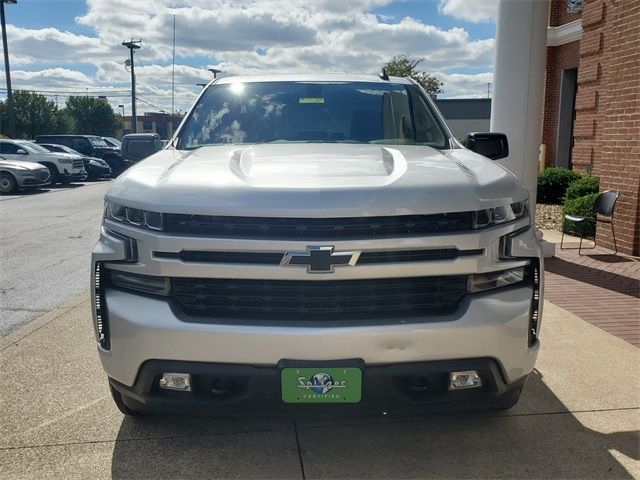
104;202;163;231
473;200;529;229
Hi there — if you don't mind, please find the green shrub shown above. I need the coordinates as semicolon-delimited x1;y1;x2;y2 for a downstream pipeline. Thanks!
562;193;598;237
565;176;599;200
537;167;582;204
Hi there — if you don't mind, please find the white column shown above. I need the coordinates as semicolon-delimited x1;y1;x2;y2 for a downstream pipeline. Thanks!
490;0;549;205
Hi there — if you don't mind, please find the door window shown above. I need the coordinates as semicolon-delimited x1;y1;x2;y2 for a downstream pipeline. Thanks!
0;142;26;154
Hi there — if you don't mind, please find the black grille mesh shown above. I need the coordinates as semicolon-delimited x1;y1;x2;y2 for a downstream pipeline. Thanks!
171;276;467;322
163;213;474;239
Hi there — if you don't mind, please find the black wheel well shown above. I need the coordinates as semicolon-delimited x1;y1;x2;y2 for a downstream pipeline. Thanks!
0;170;17;180
40;161;58;170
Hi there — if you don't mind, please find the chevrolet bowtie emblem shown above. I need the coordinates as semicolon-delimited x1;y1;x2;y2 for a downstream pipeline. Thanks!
280;246;361;273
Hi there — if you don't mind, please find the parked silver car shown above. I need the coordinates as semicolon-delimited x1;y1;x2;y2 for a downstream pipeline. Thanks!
0;156;51;194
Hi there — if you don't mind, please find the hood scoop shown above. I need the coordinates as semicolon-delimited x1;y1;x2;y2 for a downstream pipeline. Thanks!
229;144;407;188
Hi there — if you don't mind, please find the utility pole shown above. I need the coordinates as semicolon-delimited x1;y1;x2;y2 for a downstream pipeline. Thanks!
1;0;17;138
171;14;175;118
122;39;141;133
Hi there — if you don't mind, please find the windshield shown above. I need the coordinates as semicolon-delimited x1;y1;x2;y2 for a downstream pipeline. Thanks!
17;141;50;154
88;137;108;147
104;137;122;147
178;81;448;149
58;145;81;155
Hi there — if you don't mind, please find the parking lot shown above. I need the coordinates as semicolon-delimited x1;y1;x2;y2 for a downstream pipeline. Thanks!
0;180;110;336
0;182;638;479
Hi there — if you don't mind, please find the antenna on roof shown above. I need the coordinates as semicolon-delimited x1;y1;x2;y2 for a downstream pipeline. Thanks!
378;67;389;81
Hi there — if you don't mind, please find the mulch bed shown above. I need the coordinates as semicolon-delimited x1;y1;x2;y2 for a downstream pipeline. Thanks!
535;203;563;232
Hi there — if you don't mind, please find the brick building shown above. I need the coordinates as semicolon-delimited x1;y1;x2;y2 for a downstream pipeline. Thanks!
542;0;639;255
121;112;183;139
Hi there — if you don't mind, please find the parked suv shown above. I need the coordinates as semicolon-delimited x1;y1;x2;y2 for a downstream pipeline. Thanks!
36;135;126;175
92;74;543;417
0;139;86;184
39;144;112;180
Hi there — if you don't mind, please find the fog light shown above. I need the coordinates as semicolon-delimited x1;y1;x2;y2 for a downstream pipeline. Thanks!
449;371;482;390
159;373;191;391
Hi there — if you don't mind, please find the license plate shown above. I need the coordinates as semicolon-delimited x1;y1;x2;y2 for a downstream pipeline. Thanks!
281;367;362;403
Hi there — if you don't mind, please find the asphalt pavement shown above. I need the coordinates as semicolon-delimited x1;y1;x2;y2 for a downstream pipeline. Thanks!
0;181;111;337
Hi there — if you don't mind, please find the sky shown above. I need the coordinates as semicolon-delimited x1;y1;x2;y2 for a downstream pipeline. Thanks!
1;0;499;115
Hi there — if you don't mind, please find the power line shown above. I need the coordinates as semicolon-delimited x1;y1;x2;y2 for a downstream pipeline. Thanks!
136;94;171;113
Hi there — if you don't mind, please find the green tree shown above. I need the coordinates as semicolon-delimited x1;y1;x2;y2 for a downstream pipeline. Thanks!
383;54;444;96
65;96;120;137
0;91;70;139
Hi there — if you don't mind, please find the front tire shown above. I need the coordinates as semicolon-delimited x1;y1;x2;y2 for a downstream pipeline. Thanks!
109;383;141;416
0;172;17;194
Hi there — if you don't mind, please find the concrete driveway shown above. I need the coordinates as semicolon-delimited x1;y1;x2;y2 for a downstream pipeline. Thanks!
0;299;638;479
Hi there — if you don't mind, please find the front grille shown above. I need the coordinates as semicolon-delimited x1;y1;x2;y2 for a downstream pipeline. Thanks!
73;159;84;169
171;276;468;322
162;213;474;239
154;248;484;265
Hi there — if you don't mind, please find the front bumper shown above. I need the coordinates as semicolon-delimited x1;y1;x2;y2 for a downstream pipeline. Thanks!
99;283;538;387
85;162;112;178
110;358;527;417
62;170;88;181
16;174;50;188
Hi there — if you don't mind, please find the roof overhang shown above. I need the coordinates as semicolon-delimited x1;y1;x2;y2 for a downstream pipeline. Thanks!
547;19;582;47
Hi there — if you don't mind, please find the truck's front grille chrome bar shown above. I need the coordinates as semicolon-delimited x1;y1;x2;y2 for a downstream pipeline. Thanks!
154;248;484;265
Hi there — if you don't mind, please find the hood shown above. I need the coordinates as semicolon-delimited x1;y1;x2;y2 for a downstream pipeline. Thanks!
0;159;49;171
107;143;528;217
54;152;83;160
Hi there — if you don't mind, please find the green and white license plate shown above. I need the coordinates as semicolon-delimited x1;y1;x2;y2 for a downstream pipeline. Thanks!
281;367;362;403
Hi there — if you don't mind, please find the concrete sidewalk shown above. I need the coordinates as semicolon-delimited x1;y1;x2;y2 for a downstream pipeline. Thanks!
0;297;638;479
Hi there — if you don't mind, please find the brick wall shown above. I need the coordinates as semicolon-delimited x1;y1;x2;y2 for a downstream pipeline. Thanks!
549;0;583;26
572;0;640;255
542;40;581;166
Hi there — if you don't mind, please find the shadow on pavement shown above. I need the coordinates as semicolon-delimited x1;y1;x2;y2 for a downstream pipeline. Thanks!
110;369;639;479
586;253;638;264
546;256;640;298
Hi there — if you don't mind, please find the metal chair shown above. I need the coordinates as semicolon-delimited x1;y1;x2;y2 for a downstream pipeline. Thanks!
560;189;619;255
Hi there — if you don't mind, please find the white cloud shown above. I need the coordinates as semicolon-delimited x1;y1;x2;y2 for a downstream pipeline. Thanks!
438;72;494;98
438;0;498;23
3;0;497;114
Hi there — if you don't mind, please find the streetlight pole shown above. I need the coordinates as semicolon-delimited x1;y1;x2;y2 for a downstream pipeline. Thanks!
1;0;17;138
118;104;125;117
122;39;141;133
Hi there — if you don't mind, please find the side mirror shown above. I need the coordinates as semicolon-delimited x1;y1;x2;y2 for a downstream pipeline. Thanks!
465;132;509;160
16;148;27;155
121;134;163;162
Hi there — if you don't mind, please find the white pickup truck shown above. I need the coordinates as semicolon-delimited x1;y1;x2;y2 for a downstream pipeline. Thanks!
0;139;86;184
92;74;543;417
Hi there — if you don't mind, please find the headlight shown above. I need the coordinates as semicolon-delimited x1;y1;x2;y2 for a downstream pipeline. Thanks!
468;266;526;293
89;160;101;166
473;200;529;228
109;269;170;295
104;201;163;230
